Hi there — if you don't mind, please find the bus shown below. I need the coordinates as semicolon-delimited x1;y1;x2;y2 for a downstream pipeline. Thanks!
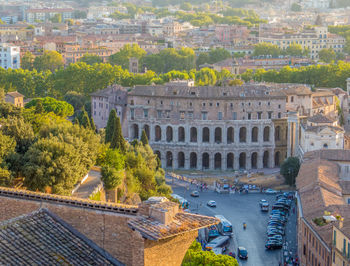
171;194;189;209
215;215;233;236
208;225;220;238
205;235;230;251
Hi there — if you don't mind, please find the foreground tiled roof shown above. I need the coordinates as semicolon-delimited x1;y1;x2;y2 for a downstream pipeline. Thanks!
307;113;336;124
0;209;123;265
6;91;24;98
304;150;350;162
0;186;138;215
128;212;218;241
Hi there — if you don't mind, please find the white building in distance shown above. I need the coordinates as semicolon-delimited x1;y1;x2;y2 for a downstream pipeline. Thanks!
0;43;20;69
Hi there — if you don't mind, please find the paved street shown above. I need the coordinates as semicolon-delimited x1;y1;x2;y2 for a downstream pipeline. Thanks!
169;178;297;266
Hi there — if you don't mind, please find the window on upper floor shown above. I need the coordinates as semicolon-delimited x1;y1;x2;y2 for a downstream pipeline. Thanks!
144;109;148;118
202;112;207;120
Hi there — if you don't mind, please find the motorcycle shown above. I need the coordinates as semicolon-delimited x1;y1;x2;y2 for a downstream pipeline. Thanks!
243;223;247;230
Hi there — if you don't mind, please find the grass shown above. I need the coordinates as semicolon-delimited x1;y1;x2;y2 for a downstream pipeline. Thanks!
89;190;102;201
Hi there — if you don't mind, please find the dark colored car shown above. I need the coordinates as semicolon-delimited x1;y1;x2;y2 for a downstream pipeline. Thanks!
191;191;199;197
237;247;248;259
265;240;283;250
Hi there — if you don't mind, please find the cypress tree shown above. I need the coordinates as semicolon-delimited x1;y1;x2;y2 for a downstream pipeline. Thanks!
80;110;91;129
90;116;96;132
115;116;126;152
105;109;117;144
72;116;80;125
141;129;148;145
35;100;44;114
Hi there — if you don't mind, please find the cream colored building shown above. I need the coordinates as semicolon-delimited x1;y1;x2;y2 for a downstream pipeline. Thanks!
259;26;345;59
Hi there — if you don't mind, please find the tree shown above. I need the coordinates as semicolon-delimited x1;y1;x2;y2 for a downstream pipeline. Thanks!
105;109;118;144
196;53;211;67
34;99;44;114
318;48;336;63
109;44;146;69
141;130;149;145
25;97;74;117
101;165;124;190
291;3;302;12
208;48;231;64
79;53;103;65
182;241;239;266
180;2;192;11
50;14;62;23
253;43;282;57
285;44;304;57
0;132;16;163
280;157;300;186
21;51;34;70
78;109;91;129
0;88;4;102
315;14;323;26
114;117;126;152
33;50;64;72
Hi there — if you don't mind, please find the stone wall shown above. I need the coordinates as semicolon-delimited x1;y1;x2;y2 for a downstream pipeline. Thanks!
144;231;197;266
0;196;145;266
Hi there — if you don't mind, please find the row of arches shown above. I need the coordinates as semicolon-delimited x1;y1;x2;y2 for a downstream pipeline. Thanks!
131;124;274;143
155;150;282;170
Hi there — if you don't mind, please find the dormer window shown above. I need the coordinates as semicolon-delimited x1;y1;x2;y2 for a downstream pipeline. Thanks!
190;91;196;95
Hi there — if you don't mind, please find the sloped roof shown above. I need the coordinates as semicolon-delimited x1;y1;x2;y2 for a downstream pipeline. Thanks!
307;113;336;124
304;150;350;162
304;125;344;134
6;91;24;98
0;209;123;265
128;212;218;241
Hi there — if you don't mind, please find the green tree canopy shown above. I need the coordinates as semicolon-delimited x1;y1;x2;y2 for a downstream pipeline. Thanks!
291;3;302;12
109;44;146;69
33;50;64;72
182;241;239;266
79;53;103;65
318;48;336;63
25;97;74;117
141;130;149;145
280;157;300;186
253;43;282;57
285;44;305;57
21;51;34;70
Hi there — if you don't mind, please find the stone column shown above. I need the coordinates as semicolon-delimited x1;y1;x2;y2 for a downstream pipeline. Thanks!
222;153;227;171
269;149;274;168
198;153;202;171
259;124;264;144
270;124;275;144
234;152;239;170
161;125;167;142
257;152;263;169
222;126;227;145
210;127;215;144
246;153;252;170
235;127;239;144
150;124;155;142
138;124;142;140
185;153;190;170
247;125;252;144
185;125;190;144
210;153;215;170
174;126;178;143
198;126;202;144
161;157;166;170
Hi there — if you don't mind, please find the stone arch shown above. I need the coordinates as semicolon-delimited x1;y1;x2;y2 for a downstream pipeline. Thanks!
239;152;246;169
263;151;269;168
227;127;234;143
143;124;150;140
190;152;197;169
252;127;258;142
274;151;280;167
202;153;210;169
215;127;222;143
190;127;197;142
202;127;210;143
227;153;234;169
178;152;185;168
275;126;281;141
155;125;161;142
263;126;270;142
166;151;173;168
251;152;258;169
166;126;173;142
214;153;222;169
239;127;247;143
178;127;185;142
131;124;139;139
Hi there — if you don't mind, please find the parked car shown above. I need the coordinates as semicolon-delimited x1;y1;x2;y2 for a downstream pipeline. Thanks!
207;200;217;207
191;191;199;197
265;240;283;250
237;247;248;259
265;189;278;194
268;235;283;242
259;199;268;207
261;202;269;212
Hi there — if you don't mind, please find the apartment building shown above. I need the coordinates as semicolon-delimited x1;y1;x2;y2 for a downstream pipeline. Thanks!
259;26;345;59
24;8;74;23
297;150;350;266
0;43;20;69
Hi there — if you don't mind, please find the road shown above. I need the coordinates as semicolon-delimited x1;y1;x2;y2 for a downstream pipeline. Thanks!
169;178;297;266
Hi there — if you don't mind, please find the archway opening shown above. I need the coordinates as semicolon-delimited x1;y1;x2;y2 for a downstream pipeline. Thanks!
275;126;280;141
178;127;185;142
239;127;246;143
227;153;234;169
227;127;234;143
214;153;222;169
202;153;210;169
178;152;185;168
155;126;161;142
166;151;173;168
263;126;270;142
251;152;258;169
202;127;210;143
239;153;246;169
143;125;150;140
252;127;258;142
190;127;197;142
275;151;280;167
215;127;222;143
190;152;197;169
132;124;139;139
166;126;173;142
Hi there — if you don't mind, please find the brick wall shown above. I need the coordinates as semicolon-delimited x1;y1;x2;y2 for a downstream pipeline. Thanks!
0;196;144;266
144;231;198;266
